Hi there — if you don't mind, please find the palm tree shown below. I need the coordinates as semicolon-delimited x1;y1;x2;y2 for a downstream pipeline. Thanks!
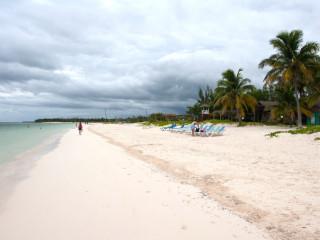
306;69;320;108
266;86;311;127
214;68;257;125
259;30;320;128
197;85;213;105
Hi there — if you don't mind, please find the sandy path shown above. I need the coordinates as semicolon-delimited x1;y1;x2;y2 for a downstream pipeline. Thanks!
0;126;270;240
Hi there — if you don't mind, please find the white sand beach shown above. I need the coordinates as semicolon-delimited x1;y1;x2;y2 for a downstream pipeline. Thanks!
0;123;319;240
89;123;320;240
0;124;270;240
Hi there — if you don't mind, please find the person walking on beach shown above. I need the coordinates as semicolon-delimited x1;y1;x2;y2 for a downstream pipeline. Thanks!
190;121;198;137
78;122;83;135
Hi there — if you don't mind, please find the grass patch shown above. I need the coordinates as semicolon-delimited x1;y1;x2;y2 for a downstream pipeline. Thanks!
206;119;235;124
267;131;283;137
266;126;320;137
206;119;289;127
315;137;320;140
143;121;190;127
143;119;296;128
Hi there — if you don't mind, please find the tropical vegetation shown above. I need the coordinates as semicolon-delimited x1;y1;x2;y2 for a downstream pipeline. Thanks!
265;85;311;127
258;30;320;128
185;29;320;128
266;125;320;137
214;68;257;125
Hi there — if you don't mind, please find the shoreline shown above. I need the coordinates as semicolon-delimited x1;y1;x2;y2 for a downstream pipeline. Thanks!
0;129;70;207
0;122;74;165
0;124;270;240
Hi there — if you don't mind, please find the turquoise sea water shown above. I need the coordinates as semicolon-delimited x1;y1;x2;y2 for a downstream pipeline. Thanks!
0;122;74;165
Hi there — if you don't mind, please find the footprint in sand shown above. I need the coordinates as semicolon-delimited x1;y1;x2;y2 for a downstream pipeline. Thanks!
180;225;187;230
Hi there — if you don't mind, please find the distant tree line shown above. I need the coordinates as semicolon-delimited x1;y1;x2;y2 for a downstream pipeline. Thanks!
35;116;150;123
35;118;108;123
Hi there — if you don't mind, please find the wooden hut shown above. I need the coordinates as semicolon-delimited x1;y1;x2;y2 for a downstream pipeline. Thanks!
200;104;210;121
307;99;320;125
162;113;177;121
254;101;277;122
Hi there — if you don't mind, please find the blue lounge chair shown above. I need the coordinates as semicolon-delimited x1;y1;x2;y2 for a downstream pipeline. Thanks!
175;124;191;133
160;123;176;131
212;125;226;136
206;125;221;137
201;125;218;137
199;125;214;136
170;123;185;131
186;124;203;135
195;125;209;136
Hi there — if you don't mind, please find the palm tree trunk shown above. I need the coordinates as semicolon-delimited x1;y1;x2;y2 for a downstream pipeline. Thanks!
294;79;302;128
237;108;242;125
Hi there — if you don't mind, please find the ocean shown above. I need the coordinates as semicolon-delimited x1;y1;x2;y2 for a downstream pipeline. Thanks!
0;122;74;165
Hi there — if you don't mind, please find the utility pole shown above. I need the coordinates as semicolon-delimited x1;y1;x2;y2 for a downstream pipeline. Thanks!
104;108;107;122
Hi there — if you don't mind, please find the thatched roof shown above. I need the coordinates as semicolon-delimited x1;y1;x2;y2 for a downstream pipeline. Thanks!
201;104;210;108
163;113;177;117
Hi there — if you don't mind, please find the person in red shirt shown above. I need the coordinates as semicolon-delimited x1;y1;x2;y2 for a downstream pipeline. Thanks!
78;122;83;135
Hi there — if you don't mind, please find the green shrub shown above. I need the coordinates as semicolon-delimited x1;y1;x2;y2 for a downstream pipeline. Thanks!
267;126;320;138
266;131;283;137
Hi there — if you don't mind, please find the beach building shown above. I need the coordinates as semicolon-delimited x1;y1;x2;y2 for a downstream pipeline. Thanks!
254;101;277;122
307;99;320;125
200;104;211;121
162;113;177;121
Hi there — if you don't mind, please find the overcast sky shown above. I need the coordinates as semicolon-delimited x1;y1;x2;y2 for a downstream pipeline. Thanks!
0;0;319;121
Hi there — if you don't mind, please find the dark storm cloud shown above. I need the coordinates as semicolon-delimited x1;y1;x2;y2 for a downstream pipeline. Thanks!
0;44;59;70
0;0;320;121
0;63;67;84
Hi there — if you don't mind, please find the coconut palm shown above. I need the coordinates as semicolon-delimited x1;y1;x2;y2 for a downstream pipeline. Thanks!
306;69;320;108
259;30;320;128
214;68;257;125
266;86;311;127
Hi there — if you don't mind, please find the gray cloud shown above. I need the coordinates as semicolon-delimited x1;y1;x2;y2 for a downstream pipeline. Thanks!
0;0;319;121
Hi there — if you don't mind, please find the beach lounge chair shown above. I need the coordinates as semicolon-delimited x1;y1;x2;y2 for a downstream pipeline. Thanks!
164;123;177;131
212;125;226;136
186;124;204;135
201;125;218;137
160;123;176;131
170;123;185;131
175;124;191;133
199;125;214;136
195;125;208;136
205;125;221;137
